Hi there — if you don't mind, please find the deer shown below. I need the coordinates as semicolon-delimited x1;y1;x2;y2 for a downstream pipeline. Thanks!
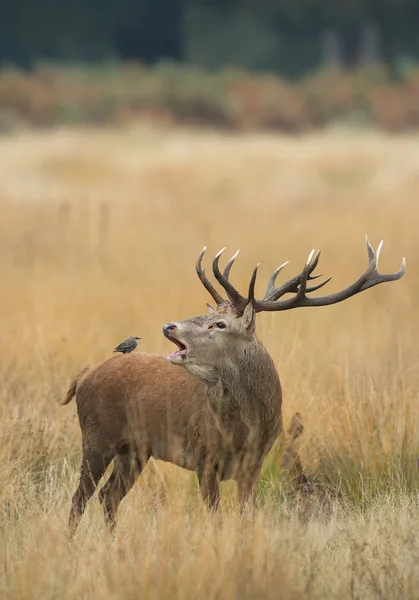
63;237;405;536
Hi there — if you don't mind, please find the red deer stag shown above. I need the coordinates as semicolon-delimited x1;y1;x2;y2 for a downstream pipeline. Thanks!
63;237;405;536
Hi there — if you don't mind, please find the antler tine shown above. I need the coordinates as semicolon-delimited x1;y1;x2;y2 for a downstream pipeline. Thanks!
308;249;321;273
306;276;333;293
366;235;384;263
263;250;324;302
196;247;224;306
248;265;259;303
301;250;333;292
293;250;315;300
223;249;240;281
213;249;248;308
365;235;375;262
360;256;406;291
264;261;289;298
359;237;406;291
253;236;405;312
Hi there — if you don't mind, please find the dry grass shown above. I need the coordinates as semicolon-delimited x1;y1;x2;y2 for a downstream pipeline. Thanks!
0;125;418;599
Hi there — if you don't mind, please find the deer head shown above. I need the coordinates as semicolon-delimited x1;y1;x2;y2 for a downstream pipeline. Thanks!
163;237;406;382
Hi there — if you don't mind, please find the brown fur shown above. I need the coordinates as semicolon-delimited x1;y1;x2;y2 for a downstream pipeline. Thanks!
65;306;308;537
65;239;406;536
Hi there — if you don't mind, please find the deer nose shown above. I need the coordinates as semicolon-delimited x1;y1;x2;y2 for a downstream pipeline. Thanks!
163;323;177;338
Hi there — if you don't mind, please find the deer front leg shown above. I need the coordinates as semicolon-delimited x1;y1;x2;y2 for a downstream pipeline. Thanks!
237;469;261;513
197;463;220;511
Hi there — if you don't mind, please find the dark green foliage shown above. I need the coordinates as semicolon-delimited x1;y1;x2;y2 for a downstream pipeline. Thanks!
1;1;419;76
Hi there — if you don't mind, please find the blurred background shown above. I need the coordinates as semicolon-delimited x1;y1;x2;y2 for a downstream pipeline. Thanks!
1;4;419;598
1;0;419;132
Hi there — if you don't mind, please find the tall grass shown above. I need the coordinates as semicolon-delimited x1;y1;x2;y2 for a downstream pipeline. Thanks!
0;126;418;598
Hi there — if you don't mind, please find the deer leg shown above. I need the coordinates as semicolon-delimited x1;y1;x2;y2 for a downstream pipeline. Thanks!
99;453;144;531
197;465;220;511
68;450;112;538
237;469;261;513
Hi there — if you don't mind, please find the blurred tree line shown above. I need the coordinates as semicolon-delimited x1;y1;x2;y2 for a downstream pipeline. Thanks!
1;0;419;76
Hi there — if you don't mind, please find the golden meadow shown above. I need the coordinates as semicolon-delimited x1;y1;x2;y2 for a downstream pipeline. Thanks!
1;125;418;599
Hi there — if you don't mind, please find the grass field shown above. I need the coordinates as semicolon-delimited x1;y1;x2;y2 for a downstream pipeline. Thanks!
0;125;418;599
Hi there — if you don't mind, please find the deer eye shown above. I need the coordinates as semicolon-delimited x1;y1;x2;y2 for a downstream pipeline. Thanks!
216;322;226;329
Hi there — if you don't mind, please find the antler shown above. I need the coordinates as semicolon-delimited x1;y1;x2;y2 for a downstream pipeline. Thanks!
196;247;224;306
196;237;406;314
254;236;405;311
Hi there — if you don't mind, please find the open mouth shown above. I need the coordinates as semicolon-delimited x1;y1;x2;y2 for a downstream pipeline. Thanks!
166;336;187;359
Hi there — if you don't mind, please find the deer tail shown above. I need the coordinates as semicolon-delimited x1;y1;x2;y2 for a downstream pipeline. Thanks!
61;366;89;405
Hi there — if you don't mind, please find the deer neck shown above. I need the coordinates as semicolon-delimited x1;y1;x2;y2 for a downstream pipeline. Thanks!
203;340;282;447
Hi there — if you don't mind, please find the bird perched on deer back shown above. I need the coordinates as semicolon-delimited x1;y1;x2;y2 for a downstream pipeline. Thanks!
113;336;142;354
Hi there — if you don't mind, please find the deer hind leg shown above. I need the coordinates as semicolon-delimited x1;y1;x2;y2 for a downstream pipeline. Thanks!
280;412;311;493
197;464;220;511
99;453;145;532
68;450;113;538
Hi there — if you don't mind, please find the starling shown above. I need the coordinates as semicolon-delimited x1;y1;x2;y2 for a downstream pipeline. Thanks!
113;336;142;354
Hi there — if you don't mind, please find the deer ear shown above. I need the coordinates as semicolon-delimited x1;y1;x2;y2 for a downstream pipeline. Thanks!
241;301;255;330
206;303;215;313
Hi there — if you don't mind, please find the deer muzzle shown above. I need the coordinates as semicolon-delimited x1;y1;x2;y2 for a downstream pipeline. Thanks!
163;323;188;363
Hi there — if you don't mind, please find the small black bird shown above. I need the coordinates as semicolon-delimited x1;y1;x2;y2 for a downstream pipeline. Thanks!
113;336;142;354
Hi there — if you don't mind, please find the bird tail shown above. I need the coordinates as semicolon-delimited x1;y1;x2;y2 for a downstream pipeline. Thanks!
62;366;89;405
